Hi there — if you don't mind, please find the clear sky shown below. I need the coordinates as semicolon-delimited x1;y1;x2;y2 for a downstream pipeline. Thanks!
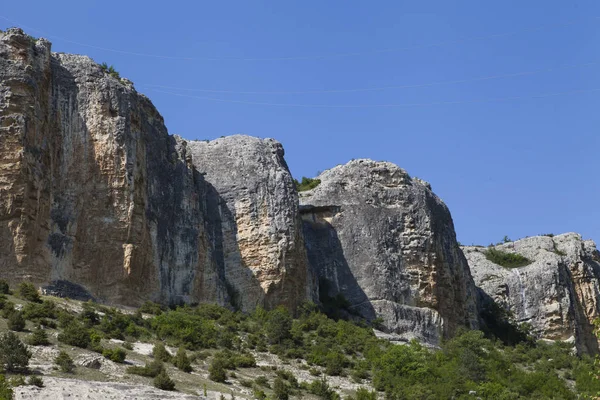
2;1;599;246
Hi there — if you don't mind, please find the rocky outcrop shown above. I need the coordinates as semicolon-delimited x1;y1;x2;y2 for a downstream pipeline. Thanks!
299;160;480;343
183;136;311;311
0;28;230;306
5;29;600;353
465;233;600;354
0;28;311;310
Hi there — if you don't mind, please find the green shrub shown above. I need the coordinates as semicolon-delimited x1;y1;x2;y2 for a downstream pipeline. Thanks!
0;332;31;373
309;377;339;400
0;375;12;400
173;347;192;372
0;280;10;295
0;302;14;319
7;311;26;331
139;301;164;315
265;306;292;345
23;300;57;321
100;63;121;79
233;353;256;368
152;343;172;362
253;389;266;400
127;359;164;378
27;375;44;387
28;326;50;346
150;308;219;349
55;351;74;373
79;304;100;327
239;378;253;387
57;310;75;328
273;377;289;400
102;348;126;363
255;375;270;387
484;248;532;268
9;376;25;387
58;322;91;348
16;282;41;303
209;358;227;383
295;177;321;192
98;310;141;339
324;351;346;376
107;66;121;79
353;388;377;400
153;370;175;391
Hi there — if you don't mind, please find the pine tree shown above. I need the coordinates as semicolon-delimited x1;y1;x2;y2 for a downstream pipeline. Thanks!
152;343;172;362
273;377;289;400
153;369;175;391
0;332;31;372
174;347;192;372
28;326;50;346
0;280;10;295
209;358;227;383
55;351;75;373
7;311;25;331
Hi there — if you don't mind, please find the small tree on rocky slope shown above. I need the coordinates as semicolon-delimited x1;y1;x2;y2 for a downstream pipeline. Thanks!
0;332;31;373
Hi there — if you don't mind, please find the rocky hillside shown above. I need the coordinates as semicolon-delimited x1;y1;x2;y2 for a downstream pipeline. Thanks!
0;27;483;345
3;27;600;356
299;160;479;343
465;233;600;354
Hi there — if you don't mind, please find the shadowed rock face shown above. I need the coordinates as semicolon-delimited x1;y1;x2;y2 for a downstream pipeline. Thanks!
299;159;480;343
465;233;600;354
0;28;231;306
183;136;312;312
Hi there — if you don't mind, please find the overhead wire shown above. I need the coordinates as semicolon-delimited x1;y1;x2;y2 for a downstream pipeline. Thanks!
140;60;599;95
3;14;598;108
143;87;600;108
0;14;598;61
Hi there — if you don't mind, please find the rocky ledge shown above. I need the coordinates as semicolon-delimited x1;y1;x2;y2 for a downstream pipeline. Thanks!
465;233;600;354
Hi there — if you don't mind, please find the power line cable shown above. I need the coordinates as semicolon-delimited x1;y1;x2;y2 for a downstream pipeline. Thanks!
1;14;598;61
140;60;599;94
142;87;600;108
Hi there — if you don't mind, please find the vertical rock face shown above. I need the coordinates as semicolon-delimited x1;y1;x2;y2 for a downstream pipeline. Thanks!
0;29;310;311
466;233;600;354
0;28;228;305
184;136;311;311
299;159;479;343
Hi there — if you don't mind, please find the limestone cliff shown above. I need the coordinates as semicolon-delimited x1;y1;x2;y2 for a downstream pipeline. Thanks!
465;233;600;354
183;136;312;311
5;28;600;353
0;28;311;309
0;28;232;305
299;160;480;343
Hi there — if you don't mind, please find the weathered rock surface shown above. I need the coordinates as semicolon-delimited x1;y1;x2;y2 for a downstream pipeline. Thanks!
299;159;479;343
0;28;309;310
0;28;229;306
184;136;311;311
465;233;600;354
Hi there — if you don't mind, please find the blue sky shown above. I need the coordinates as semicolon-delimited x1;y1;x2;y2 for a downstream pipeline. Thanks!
2;1;599;246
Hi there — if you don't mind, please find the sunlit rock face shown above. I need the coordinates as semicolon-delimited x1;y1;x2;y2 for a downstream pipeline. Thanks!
184;136;312;312
0;28;311;309
299;159;480;344
466;233;600;354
